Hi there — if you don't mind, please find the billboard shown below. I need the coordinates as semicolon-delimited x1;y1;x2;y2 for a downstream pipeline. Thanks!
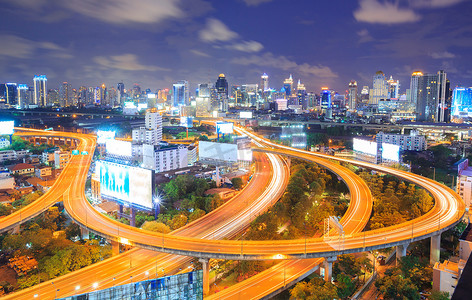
106;140;132;157
180;116;194;128
0;121;14;135
353;138;377;156
199;141;238;162
216;122;233;134
381;143;400;162
239;111;253;119
97;130;116;144
236;138;253;162
96;161;154;210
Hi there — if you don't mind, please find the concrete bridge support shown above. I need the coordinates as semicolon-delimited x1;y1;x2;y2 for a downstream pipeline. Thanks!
80;227;90;240
430;234;441;265
322;256;337;282
199;258;210;295
396;243;409;263
111;240;120;256
11;225;20;234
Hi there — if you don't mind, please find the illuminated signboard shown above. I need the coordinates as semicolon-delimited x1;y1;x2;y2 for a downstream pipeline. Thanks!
381;143;400;162
97;130;116;144
180;116;194;128
353;138;377;156
137;103;148;111
105;139;132;157
96;161;154;210
0;121;14;135
216;122;233;134
199;141;238;162
239;111;253;119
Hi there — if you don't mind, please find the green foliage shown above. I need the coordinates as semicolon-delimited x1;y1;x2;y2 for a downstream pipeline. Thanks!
429;290;449;300
290;275;338;300
336;273;355;299
375;269;419;300
168;214;188;230
162;175;210;211
141;221;171;233
65;223;82;240
188;209;206;223
205;194;224;212
135;213;154;228
16;273;48;289
0;204;13;216
11;191;43;209
231;177;243;189
198;134;210;141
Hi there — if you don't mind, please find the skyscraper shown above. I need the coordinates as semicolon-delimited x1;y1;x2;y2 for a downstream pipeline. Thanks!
4;83;17;106
17;84;28;108
59;82;72;107
415;70;447;122
283;74;293;97
452;87;472;121
297;79;307;109
33;75;47;106
370;71;388;105
173;80;189;107
348;80;358;110
387;76;400;99
215;74;229;111
437;70;447;123
117;82;125;96
261;73;269;92
409;71;423;105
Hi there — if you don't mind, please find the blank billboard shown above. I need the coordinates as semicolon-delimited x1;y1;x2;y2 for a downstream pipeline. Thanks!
239;111;253;119
97;130;116;144
106;140;132;157
353;138;377;156
96;161;154;210
0;121;14;135
381;143;400;162
199;141;238;162
216;122;233;134
180;116;194;128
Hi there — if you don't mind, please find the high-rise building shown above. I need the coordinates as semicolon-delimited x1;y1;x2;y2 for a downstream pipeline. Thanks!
132;108;163;146
387;76;400;99
100;84;107;106
231;85;242;107
370;71;389;105
409;71;423;105
117;82;125;96
173;80;189;107
33;75;47;106
47;89;59;106
94;87;101;105
4;83;17;106
283;74;293;97
59;82;72;107
261;73;269;92
416;70;447;122
215;74;229;111
296;79;307;109
452;87;472;121
77;86;87;106
348;80;358;110
321;87;332;117
17;84;28;108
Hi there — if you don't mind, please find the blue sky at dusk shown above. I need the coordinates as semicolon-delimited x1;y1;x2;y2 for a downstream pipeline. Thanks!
0;0;471;93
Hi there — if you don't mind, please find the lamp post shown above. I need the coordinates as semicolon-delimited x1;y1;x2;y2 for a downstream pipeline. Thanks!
51;282;59;300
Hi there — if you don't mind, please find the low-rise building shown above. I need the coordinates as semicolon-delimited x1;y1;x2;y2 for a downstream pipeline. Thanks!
204;188;236;200
456;159;472;209
142;144;188;173
35;166;52;180
42;148;58;165
0;138;10;149
375;130;427;151
0;169;15;190
0;150;28;163
10;163;34;176
187;145;197;166
54;151;70;169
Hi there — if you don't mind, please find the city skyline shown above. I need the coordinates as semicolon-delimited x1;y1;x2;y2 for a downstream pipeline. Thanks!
0;0;471;92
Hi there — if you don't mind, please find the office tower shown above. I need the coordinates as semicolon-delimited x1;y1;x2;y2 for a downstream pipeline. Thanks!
416;73;438;122
261;73;269;92
196;93;211;117
283;74;293;97
94;87;101;105
370;71;389;105
360;86;369;103
132;84;141;99
33;75;47;106
17;84;28;108
410;71;423;105
4;83;17;106
59;82;72;107
387;76;400;99
241;84;258;107
321;87;332;118
133;108;163;146
444;79;453;123
231;85;242;106
197;83;210;98
348;80;358;110
100;84;107;105
297;79;307;109
47;89;59;106
452;87;472;121
173;80;189;107
117;82;125;96
437;70;447;122
215;74;229;111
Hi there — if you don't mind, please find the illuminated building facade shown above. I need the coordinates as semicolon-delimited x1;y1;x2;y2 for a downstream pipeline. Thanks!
172;80;189;107
33;75;47;106
452;87;472;121
261;73;269;92
347;80;358;110
370;71;388;105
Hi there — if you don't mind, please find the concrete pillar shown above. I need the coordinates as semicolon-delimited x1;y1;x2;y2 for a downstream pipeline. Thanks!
199;258;210;295
80;227;90;240
111;240;120;256
396;243;408;263
322;256;336;282
11;225;20;234
430;234;441;265
130;207;136;227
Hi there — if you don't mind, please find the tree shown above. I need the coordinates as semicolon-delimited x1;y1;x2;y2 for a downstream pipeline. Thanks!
375;268;420;300
141;221;171;233
168;214;188;230
188;209;206;223
290;275;337;300
336;273;355;299
231;177;243;190
0;204;13;216
429;290;449;300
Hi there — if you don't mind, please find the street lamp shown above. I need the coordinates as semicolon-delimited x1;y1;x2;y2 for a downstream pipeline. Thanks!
51;282;59;300
92;282;98;289
75;285;80;296
145;271;149;280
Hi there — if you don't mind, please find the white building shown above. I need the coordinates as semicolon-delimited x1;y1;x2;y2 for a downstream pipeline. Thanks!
0;138;10;149
375;130;426;151
142;144;188;173
187;145;197;166
0;150;28;162
132;109;162;145
54;151;70;169
0;169;15;190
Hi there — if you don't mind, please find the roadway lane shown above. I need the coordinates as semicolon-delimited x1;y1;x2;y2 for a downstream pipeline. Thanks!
2;145;289;299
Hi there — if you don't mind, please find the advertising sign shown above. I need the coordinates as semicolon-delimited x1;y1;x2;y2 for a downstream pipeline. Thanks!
199;141;238;162
381;143;400;162
0;121;14;135
239;111;253;119
97;130;116;144
353;138;377;156
105;140;132;157
216;122;233;134
96;161;154;210
180;116;194;128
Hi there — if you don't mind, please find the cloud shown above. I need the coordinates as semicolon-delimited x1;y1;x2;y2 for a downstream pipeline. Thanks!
190;49;210;57
430;51;456;59
354;0;421;24
64;0;183;24
199;18;239;42
228;40;264;52
357;29;374;43
410;0;464;8
0;34;71;59
93;54;169;72
232;52;337;78
242;0;273;6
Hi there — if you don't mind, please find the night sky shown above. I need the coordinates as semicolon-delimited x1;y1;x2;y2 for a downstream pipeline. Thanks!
0;0;471;93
